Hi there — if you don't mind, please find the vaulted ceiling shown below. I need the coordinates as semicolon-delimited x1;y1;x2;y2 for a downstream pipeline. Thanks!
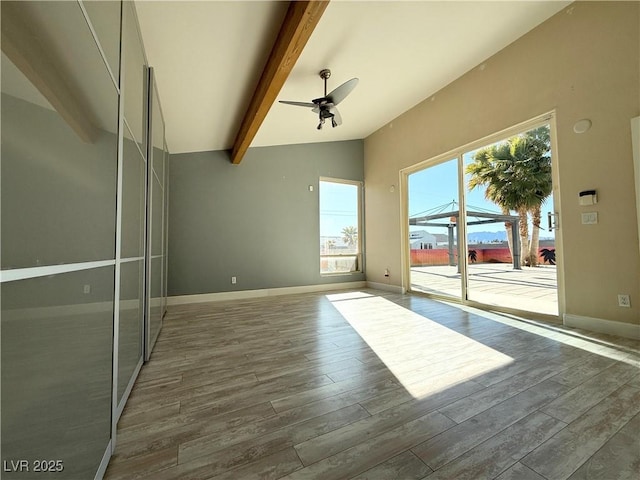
135;1;570;156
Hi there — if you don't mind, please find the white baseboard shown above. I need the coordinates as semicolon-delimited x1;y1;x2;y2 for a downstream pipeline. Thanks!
366;281;405;294
564;314;640;340
167;281;367;306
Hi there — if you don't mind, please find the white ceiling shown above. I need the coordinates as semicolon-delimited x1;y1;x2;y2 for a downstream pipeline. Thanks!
136;1;570;155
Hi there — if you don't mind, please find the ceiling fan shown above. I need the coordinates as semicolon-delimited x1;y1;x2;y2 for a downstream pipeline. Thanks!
279;69;358;130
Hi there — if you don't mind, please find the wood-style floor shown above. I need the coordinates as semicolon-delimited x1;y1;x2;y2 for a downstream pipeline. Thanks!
104;289;640;480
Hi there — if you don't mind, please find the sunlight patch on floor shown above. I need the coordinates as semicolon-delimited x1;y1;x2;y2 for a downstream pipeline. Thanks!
326;291;375;302
451;302;640;367
327;293;513;399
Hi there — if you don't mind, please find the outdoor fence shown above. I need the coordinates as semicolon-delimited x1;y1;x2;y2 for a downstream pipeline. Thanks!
410;246;555;267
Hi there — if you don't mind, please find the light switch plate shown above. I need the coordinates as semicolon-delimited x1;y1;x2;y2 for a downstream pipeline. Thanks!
581;212;598;224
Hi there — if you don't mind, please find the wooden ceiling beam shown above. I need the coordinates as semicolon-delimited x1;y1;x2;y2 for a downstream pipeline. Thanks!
230;0;329;164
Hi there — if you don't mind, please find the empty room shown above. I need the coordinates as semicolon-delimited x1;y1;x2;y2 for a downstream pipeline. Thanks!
1;1;639;479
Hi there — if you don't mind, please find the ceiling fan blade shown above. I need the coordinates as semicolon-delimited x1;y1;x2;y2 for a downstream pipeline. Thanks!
326;78;358;105
330;106;342;126
279;100;316;108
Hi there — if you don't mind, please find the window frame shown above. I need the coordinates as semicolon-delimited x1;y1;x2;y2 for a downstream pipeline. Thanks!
319;177;364;276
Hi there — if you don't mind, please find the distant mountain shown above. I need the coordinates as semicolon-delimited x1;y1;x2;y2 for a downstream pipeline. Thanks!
467;231;506;243
467;230;554;244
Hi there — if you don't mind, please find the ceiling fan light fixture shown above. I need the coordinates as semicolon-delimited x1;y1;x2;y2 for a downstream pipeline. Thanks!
279;68;358;130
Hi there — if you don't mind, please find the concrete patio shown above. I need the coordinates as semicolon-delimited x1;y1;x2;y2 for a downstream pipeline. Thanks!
411;263;558;316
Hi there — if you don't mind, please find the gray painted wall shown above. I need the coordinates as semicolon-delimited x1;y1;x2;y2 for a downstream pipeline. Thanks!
168;140;365;296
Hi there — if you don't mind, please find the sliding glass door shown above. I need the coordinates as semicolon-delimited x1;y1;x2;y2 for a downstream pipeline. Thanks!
408;158;463;300
116;0;147;416
145;69;169;360
1;2;118;476
404;118;560;317
463;127;558;315
1;2;171;477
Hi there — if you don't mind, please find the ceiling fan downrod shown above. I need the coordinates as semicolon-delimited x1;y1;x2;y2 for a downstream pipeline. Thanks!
319;69;331;97
317;69;334;130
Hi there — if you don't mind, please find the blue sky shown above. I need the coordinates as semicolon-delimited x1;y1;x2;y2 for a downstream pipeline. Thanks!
409;156;499;235
319;141;555;238
320;181;359;237
409;150;555;236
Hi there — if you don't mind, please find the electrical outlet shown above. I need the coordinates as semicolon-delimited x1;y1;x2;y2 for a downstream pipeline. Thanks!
617;294;631;308
83;284;91;294
231;276;237;285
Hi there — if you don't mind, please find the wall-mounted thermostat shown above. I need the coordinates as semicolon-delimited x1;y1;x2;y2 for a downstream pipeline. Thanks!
579;190;597;206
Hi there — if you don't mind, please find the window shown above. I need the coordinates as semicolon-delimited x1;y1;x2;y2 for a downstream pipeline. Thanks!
319;179;362;274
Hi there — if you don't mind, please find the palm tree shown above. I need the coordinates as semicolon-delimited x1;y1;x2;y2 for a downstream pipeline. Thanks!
467;127;552;266
540;247;556;265
341;226;358;248
467;143;519;260
522;127;553;266
504;135;552;266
